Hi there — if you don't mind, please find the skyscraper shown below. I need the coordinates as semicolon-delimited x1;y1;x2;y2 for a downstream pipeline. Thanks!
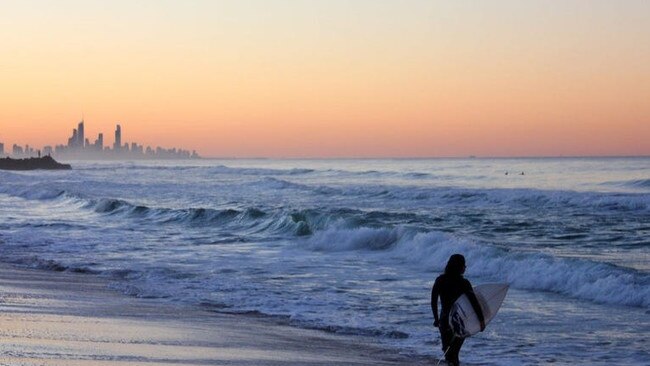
78;121;85;148
69;128;78;148
0;142;4;156
114;124;121;151
96;133;104;150
12;144;23;156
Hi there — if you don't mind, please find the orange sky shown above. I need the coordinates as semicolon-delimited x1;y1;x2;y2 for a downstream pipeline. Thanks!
0;0;649;157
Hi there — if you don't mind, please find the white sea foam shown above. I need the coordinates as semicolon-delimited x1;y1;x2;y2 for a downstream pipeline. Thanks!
306;227;650;308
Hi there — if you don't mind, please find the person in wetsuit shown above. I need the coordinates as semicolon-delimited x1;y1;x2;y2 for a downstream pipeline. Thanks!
431;254;485;366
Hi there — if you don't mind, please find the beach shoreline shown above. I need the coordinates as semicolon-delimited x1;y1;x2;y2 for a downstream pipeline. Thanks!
0;261;427;366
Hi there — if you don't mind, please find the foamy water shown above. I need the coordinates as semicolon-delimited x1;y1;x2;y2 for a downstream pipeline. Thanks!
1;158;648;365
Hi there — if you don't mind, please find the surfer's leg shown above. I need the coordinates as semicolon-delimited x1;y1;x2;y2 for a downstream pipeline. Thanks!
439;321;461;365
446;336;465;366
439;321;453;351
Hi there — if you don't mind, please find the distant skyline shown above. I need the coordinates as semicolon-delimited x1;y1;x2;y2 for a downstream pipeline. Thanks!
1;0;649;158
2;119;198;160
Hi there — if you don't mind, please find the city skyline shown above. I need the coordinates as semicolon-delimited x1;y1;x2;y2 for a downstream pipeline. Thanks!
1;119;199;160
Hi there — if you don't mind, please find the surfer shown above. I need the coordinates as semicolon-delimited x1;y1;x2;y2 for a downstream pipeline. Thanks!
431;254;485;366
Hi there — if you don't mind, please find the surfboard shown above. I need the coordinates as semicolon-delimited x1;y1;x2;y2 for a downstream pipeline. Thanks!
449;283;508;338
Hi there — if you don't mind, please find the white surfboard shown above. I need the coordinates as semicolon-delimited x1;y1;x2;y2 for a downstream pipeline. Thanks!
449;283;508;338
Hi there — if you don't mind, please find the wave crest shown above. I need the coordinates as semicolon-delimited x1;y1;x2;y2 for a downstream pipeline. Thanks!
304;227;650;308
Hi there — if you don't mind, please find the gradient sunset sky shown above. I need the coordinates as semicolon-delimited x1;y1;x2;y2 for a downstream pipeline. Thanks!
1;0;648;158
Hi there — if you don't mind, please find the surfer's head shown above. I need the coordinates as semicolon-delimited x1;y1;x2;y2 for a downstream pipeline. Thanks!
445;254;466;276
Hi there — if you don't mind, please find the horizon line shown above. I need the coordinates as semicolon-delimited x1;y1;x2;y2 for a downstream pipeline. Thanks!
199;154;650;160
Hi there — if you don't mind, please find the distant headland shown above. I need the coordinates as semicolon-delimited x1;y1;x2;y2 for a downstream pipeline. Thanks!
0;120;200;160
0;155;72;171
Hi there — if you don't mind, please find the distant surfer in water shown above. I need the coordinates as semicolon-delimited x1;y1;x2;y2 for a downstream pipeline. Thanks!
431;254;485;366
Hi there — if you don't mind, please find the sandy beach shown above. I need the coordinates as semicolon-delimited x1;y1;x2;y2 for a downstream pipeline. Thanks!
0;262;425;366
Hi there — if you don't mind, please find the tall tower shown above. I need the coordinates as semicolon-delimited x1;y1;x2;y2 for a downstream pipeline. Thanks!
96;133;104;150
78;121;85;148
69;128;78;148
114;124;122;151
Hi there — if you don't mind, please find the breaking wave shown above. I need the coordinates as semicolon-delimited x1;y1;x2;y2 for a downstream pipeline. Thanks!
305;227;650;308
602;178;650;190
2;174;649;214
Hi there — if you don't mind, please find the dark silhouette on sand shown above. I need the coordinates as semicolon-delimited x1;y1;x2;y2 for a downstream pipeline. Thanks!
0;155;72;171
431;254;485;366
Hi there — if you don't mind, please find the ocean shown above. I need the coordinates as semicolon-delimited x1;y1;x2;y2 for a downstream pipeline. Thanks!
0;158;648;365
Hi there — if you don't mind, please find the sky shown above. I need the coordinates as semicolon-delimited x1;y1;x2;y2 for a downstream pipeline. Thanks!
0;0;649;158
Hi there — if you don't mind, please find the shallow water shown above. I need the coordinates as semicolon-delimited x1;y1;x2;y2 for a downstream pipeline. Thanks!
1;158;648;365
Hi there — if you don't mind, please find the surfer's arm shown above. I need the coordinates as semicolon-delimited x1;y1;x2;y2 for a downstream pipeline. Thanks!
465;282;486;331
430;280;440;326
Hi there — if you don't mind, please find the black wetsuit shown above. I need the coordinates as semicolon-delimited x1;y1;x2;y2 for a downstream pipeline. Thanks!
431;274;484;366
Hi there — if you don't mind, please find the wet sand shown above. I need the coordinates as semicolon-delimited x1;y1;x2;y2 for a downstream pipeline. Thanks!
0;263;427;365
